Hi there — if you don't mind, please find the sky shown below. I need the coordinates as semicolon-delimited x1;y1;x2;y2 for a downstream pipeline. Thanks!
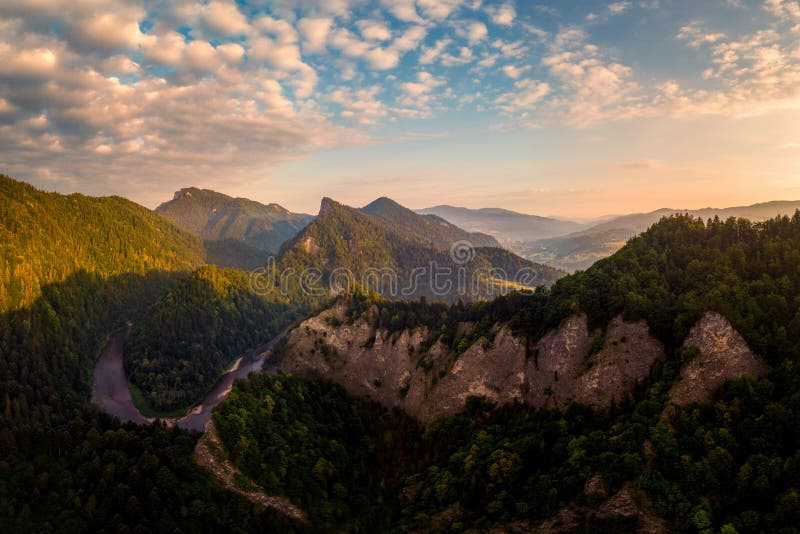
0;0;799;218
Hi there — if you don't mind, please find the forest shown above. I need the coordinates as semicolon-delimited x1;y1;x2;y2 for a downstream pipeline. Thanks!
214;213;800;532
2;171;800;532
124;266;305;413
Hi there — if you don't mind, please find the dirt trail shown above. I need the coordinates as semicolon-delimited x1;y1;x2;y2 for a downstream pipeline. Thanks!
194;420;305;521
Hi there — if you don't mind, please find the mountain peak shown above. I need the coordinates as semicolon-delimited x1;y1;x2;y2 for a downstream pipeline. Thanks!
319;196;342;216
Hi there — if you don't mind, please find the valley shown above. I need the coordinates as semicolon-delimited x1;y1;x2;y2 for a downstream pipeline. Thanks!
5;2;799;532
3;173;800;533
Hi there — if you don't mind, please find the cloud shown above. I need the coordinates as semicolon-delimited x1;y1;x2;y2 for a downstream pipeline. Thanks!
764;0;800;21
486;3;516;25
417;0;464;20
607;1;631;14
458;21;489;44
0;45;58;79
202;0;249;36
357;20;392;41
69;12;147;51
298;18;333;53
329;24;426;70
400;71;445;96
495;79;551;112
419;38;452;64
501;64;529;79
328;85;388;124
381;0;422;22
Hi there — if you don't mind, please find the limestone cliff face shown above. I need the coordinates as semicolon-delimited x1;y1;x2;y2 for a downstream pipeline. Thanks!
668;311;768;406
525;315;667;409
275;304;667;422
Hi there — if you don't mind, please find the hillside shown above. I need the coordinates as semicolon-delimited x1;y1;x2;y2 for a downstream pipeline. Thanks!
519;200;800;271
417;204;584;244
0;176;299;532
0;175;206;313
156;187;314;254
213;212;800;531
276;197;564;301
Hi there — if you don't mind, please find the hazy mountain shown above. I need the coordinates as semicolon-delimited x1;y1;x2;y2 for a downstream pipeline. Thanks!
156;187;314;254
416;205;584;244
364;198;500;248
517;200;800;271
277;197;564;301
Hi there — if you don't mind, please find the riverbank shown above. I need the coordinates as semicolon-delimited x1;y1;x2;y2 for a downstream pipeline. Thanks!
90;329;287;431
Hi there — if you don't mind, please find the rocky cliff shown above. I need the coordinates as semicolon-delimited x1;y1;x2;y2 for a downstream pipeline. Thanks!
668;311;768;406
274;304;668;422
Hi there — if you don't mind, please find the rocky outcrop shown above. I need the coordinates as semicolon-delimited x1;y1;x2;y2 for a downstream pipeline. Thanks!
532;476;667;534
668;311;768;406
274;305;666;422
524;314;666;409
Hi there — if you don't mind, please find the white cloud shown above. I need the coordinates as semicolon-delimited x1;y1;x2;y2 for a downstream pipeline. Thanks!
381;0;422;22
400;71;445;95
184;40;222;72
202;0;249;36
501;64;529;79
607;1;631;14
417;0;464;20
419;38;452;64
486;3;516;25
460;21;488;44
357;20;392;41
70;12;147;51
298;17;333;53
495;79;551;112
0;46;58;79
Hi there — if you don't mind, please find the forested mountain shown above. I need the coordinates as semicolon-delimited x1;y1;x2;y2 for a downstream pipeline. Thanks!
276;197;564;301
0;175;206;313
5;171;800;533
124;265;303;413
156;187;313;254
214;212;800;532
0;176;301;532
417;204;584;244
519;200;800;271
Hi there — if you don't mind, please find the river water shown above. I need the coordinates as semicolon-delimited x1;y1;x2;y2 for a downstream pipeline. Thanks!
91;330;283;432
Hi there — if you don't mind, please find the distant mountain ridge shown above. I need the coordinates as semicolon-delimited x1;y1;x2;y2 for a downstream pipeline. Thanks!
276;197;564;301
416;204;584;244
363;198;500;249
517;200;800;271
156;187;314;254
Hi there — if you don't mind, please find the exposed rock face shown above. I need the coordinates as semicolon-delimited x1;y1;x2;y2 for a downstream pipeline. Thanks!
525;314;667;409
275;305;666;422
533;477;667;534
669;311;768;406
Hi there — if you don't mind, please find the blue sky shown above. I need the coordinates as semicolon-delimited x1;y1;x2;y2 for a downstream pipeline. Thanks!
0;0;799;217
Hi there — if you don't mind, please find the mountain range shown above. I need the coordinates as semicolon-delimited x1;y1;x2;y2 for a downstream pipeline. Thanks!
417;205;586;244
276;196;563;302
156;187;314;255
424;200;800;271
4;172;800;533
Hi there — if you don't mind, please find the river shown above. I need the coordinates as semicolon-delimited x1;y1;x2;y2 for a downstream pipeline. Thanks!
91;330;286;432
